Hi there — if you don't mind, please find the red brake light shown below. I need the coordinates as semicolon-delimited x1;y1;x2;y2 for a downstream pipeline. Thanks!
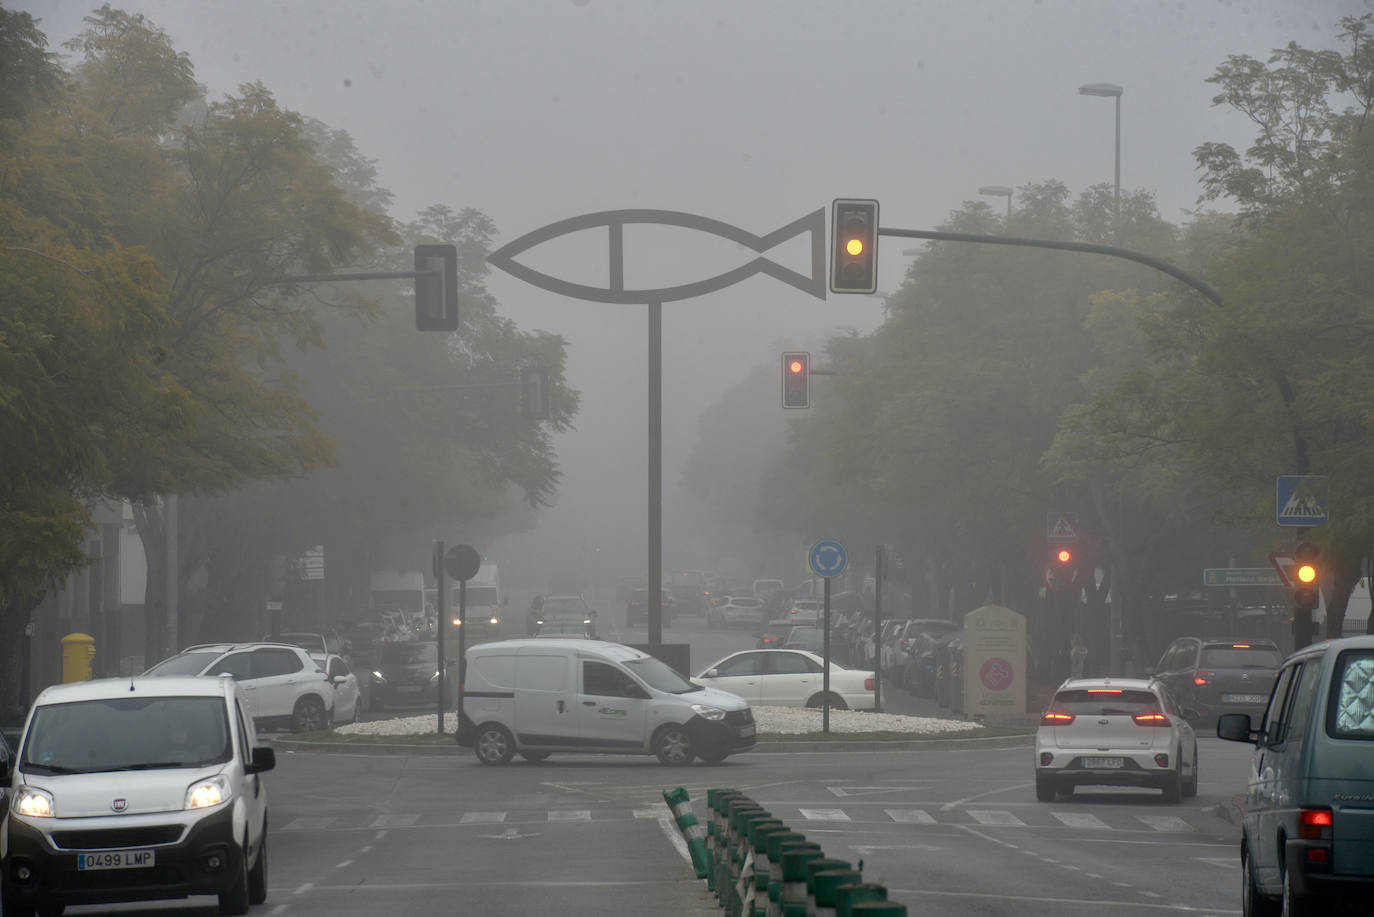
1232;644;1250;649
1087;688;1122;693
1194;670;1213;686
1133;712;1169;726
1299;808;1333;840
1041;711;1075;725
864;678;875;691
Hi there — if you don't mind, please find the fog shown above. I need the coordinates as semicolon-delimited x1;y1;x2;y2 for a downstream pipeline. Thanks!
17;0;1360;589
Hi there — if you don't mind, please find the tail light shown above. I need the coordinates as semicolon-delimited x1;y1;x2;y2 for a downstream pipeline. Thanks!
1133;712;1170;726
864;678;875;691
1193;670;1213;686
1041;711;1075;725
1299;808;1333;840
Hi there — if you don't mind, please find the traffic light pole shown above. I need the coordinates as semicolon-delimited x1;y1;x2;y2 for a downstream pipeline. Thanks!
648;302;663;646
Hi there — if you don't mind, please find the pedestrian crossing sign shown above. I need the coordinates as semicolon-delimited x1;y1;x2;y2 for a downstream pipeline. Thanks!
1047;512;1078;543
1276;475;1328;527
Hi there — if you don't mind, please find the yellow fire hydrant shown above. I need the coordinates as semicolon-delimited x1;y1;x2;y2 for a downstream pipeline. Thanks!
61;632;96;682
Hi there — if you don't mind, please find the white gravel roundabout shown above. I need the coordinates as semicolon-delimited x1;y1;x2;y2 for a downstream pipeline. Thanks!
334;706;984;737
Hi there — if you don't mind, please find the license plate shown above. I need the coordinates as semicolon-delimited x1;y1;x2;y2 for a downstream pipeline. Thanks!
739;724;756;737
78;849;155;870
397;685;422;693
1081;756;1123;768
1224;694;1266;704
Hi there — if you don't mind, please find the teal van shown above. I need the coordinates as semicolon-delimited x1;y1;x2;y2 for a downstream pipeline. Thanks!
1217;634;1374;915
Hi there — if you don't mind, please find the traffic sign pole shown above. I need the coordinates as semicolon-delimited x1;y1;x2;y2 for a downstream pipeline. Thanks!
823;576;831;735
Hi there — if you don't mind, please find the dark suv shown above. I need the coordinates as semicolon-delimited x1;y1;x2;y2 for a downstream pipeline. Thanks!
1149;636;1282;727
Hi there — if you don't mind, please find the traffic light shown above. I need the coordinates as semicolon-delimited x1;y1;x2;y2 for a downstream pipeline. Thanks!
830;199;879;294
414;244;458;331
1292;542;1321;611
1046;546;1076;591
782;352;810;408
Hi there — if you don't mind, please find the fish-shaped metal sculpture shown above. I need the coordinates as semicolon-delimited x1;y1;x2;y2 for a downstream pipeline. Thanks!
487;208;827;304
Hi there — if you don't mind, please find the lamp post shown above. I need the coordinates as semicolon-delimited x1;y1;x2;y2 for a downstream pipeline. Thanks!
978;185;1013;219
1078;82;1123;224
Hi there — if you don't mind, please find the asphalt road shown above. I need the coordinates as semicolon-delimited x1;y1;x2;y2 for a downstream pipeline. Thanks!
59;733;1250;917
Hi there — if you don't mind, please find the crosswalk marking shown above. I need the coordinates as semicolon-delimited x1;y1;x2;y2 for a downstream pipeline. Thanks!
969;810;1025;827
884;809;937;825
548;810;592;822
633;808;667;819
1136;815;1194;832
799;808;851;821
459;812;506;824
369;814;419;828
1052;812;1109;830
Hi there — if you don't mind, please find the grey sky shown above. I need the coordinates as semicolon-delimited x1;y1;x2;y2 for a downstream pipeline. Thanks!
17;0;1364;582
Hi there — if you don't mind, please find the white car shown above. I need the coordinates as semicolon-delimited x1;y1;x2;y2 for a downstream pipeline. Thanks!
1;676;274;916
785;599;822;625
694;649;875;711
710;596;764;628
323;653;361;724
144;642;334;733
1035;677;1198;803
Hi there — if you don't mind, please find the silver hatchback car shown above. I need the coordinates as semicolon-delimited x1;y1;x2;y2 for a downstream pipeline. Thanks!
1035;677;1199;803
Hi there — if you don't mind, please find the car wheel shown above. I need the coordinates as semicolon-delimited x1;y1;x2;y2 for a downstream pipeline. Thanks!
520;751;550;763
291;696;327;734
1282;860;1320;916
805;693;847;710
698;750;729;765
1035;775;1058;802
247;824;268;905
1161;755;1183;804
217;835;251;915
475;723;515;765
1243;846;1280;917
654;724;695;765
1183;747;1199;798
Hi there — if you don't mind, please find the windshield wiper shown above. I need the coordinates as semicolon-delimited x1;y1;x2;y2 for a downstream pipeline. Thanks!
21;762;85;775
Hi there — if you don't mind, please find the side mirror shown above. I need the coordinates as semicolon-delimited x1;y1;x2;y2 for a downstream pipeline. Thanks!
246;746;277;774
1216;713;1257;744
704;668;719;678
1144;666;1156;676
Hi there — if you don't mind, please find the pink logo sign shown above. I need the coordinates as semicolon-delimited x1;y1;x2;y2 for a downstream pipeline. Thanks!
980;657;1014;692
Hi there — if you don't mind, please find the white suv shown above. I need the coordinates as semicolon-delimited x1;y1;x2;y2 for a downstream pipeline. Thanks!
0;676;274;916
1035;677;1198;803
145;642;333;733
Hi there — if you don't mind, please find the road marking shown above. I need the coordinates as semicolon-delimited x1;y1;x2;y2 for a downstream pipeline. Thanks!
1136;815;1194;832
969;810;1025;826
941;784;1032;810
828;785;929;797
282;817;335;830
884;809;936;824
548;810;592;822
369;814;419;828
633;808;666;819
481;827;541;840
460;812;506;824
1052;812;1109;829
799;808;851;821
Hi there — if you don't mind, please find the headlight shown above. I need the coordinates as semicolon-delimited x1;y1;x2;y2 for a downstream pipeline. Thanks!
691;704;726;721
14;787;54;818
489;616;499;625
186;774;231;810
371;671;386;683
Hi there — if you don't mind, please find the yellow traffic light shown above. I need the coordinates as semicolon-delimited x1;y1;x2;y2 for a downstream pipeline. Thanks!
1292;541;1321;612
846;238;864;256
830;199;879;294
1296;563;1317;584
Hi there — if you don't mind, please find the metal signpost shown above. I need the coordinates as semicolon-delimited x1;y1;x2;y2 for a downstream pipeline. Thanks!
809;539;848;734
436;542;482;734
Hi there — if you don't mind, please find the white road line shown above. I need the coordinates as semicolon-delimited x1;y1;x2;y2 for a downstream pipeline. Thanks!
335;859;354;869
282;817;335;831
969;810;1025;826
798;808;851;821
460;812;507;824
633;808;666;819
658;816;691;864
1052;812;1110;829
548;810;592;822
941;784;1033;810
369;814;419;828
1136;815;1194;832
884;809;937;824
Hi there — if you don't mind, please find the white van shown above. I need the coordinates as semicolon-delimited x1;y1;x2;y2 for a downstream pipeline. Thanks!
455;639;756;765
1;676;275;916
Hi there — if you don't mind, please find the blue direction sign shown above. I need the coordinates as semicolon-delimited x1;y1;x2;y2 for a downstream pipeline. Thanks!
1276;475;1329;527
809;540;848;579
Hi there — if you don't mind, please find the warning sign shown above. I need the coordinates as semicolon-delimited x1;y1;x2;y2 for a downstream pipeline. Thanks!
1047;512;1078;543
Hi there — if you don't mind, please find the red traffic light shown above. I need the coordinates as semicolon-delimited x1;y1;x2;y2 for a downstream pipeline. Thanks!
782;351;810;409
1055;548;1073;565
788;359;804;375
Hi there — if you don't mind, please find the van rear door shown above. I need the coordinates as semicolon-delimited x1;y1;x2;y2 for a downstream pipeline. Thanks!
513;651;576;746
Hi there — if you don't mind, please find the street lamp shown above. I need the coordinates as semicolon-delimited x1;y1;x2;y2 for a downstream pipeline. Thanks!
1078;82;1123;225
978;185;1013;219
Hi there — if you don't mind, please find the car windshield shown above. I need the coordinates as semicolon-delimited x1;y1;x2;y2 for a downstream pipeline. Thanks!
143;650;224;676
543;598;588;616
1200;647;1281;668
379;643;438;665
1051;689;1162;717
22;695;231;773
623;655;696;694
